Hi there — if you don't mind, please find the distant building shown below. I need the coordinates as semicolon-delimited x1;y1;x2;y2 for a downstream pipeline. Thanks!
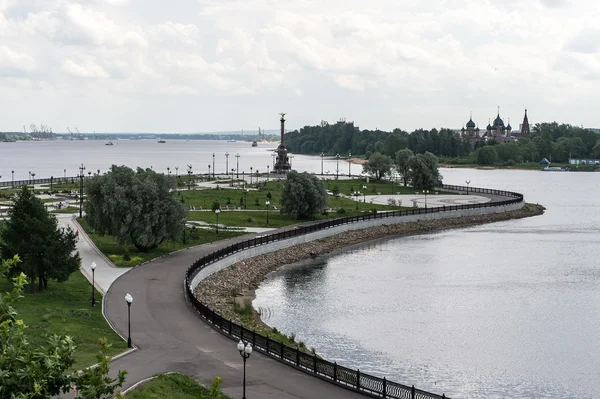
460;108;530;143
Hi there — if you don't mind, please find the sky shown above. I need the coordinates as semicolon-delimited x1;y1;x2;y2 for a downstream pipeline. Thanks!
0;0;599;133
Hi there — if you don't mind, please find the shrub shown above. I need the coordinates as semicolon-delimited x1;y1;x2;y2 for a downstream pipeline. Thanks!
336;208;346;214
123;251;131;261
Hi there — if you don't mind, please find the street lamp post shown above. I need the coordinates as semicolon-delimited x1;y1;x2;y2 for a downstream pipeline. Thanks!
465;180;471;195
362;185;367;203
336;154;340;179
237;340;253;399
236;154;240;178
63;169;66;179
225;152;229;176
11;170;14;187
214;208;220;234
125;293;133;348
90;262;97;307
244;190;248;209
423;190;429;208
187;165;193;191
31;172;35;190
320;152;324;175
348;152;352;177
167;167;170;177
267;165;270;182
175;166;179;178
265;200;270;224
50;176;53;192
78;164;85;218
353;191;359;210
250;167;253;184
212;153;215;178
208;164;211;179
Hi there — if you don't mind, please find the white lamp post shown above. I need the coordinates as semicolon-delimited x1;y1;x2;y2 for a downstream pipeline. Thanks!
265;200;270;224
90;262;97;307
465;180;471;195
125;293;133;348
237;340;253;399
215;208;221;234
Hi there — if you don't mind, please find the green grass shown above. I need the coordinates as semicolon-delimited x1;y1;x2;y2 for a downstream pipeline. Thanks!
124;373;231;399
78;218;246;267
0;272;128;368
176;181;281;210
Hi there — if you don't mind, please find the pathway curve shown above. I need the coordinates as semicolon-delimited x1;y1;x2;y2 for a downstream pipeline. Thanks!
81;191;498;398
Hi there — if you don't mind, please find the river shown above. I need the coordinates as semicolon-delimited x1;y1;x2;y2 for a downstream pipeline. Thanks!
253;169;600;399
0;139;359;181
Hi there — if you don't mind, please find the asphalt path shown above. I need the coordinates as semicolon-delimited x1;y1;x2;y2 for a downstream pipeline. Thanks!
105;232;367;398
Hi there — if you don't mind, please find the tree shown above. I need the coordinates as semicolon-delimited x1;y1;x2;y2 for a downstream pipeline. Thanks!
0;186;80;292
0;256;126;399
84;166;187;252
476;146;498;165
363;152;392;181
280;171;328;219
394;148;413;186
408;152;441;190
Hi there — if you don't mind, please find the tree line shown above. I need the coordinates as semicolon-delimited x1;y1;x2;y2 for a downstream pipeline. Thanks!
285;122;600;165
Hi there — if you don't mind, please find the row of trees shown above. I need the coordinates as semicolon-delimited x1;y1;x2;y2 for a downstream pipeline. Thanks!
285;121;600;165
362;150;441;189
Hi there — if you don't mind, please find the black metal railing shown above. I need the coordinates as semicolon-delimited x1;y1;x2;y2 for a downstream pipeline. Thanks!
184;184;524;399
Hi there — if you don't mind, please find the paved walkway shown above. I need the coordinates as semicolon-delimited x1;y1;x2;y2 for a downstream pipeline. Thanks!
59;188;497;397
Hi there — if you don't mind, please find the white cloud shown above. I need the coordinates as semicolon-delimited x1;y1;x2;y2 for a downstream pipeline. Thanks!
0;0;599;132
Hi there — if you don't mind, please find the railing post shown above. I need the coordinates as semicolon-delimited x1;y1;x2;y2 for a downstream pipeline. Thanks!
356;368;360;390
241;327;243;341
382;377;386;398
228;318;232;335
253;330;256;347
296;347;300;366
266;335;270;353
280;342;284;359
219;315;223;330
333;361;337;381
313;353;317;373
411;385;415;399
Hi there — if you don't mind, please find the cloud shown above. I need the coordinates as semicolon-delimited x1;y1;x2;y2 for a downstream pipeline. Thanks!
0;0;598;132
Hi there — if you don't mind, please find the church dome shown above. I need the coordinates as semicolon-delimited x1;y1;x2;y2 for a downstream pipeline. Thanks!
494;114;505;127
461;127;466;132
466;118;476;128
486;123;492;130
506;123;512;130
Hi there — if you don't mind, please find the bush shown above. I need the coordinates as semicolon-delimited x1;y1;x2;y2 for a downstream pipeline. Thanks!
123;251;131;261
336;208;346;214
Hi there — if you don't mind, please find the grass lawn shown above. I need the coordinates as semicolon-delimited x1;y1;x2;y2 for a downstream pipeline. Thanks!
124;373;231;399
0;271;128;368
78;218;246;267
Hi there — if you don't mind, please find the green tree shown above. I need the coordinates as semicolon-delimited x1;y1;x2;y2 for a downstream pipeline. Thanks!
394;148;413;186
280;171;328;219
0;256;126;399
363;152;392;181
84;166;187;252
476;146;498;165
0;186;80;292
332;185;340;198
408;152;441;190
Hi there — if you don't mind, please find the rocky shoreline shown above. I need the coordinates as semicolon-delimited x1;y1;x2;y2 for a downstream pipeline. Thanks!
194;203;545;328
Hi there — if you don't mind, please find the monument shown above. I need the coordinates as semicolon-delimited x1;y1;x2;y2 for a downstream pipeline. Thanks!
273;112;291;173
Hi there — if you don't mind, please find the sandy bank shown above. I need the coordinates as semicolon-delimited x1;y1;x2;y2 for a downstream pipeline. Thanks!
194;203;546;328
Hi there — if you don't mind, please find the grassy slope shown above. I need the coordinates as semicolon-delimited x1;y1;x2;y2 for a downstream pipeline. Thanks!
78;218;246;267
0;272;128;368
124;373;231;399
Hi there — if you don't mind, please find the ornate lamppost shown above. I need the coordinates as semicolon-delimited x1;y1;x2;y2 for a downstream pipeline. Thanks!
348;152;352;176
267;165;270;182
78;164;85;218
214;208;221;234
320;152;324;175
362;185;367;203
250;167;253;184
225;152;229;176
236;153;240;178
237;340;253;399
212;153;215;178
90;262;97;307
125;293;133;348
336;154;340;179
265;200;270;224
465;180;471;195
